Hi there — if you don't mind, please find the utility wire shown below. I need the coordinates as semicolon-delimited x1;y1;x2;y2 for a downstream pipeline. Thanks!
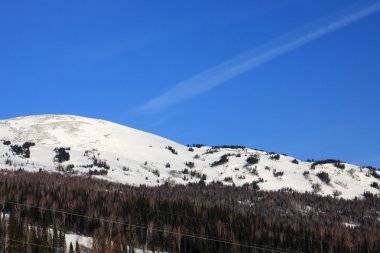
0;237;64;251
0;199;304;253
0;196;315;245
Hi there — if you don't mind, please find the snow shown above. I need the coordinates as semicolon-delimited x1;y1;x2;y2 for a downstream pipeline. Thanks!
64;231;168;253
343;222;360;229
65;232;93;250
0;114;379;199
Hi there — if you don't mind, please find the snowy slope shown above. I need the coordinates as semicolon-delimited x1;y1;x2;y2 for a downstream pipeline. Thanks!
0;114;379;199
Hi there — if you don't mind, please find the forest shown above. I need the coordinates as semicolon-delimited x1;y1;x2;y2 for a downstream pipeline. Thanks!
0;170;379;253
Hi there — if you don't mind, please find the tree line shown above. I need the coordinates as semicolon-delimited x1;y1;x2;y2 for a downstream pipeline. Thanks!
0;170;378;252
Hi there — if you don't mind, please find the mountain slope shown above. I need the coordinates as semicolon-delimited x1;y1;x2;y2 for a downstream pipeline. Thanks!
0;114;378;199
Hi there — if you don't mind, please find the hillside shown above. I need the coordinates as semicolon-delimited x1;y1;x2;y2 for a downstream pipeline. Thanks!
2;171;379;253
0;114;378;199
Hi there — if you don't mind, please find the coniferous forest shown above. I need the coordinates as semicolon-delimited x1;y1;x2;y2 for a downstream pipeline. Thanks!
0;170;379;253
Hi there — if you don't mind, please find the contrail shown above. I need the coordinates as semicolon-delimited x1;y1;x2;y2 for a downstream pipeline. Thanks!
136;2;380;113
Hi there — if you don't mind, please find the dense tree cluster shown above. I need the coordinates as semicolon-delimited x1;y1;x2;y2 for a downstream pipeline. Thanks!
92;158;110;170
311;159;345;170
56;164;75;173
165;146;178;155
272;170;284;177
370;169;380;179
334;162;346;169
89;169;108;175
0;171;379;252
22;142;36;149
2;140;11;146
316;171;331;184
370;182;379;189
211;145;246;149
246;156;259;165
2;206;70;253
223;177;233;183
53;147;70;163
269;154;280;161
187;144;205;148
204;148;219;155
366;166;379;171
9;142;35;158
184;161;194;169
210;154;230;167
10;145;23;156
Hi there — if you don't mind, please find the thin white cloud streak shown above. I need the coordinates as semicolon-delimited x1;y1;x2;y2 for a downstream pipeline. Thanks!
136;2;380;113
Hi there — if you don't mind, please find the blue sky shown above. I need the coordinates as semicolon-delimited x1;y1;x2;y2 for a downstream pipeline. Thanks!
1;0;379;167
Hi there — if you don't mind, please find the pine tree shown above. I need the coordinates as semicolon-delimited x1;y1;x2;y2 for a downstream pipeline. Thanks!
30;228;40;253
30;228;43;253
0;217;4;253
7;206;23;253
41;225;51;253
69;242;74;253
52;225;58;253
75;241;80;253
58;230;66;253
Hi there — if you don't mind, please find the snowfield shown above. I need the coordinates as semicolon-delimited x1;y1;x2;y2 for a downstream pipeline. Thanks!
0;114;379;199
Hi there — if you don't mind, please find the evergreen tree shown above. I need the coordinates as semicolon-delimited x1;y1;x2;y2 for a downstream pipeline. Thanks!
58;231;66;253
52;225;58;253
0;171;379;252
0;217;4;253
69;242;74;253
7;206;23;253
42;225;51;253
75;241;80;253
30;228;40;253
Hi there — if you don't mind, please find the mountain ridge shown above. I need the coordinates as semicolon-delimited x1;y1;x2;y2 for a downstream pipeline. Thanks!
0;114;379;199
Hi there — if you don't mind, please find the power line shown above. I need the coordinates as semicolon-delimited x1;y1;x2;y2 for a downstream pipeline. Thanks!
0;196;314;246
0;199;304;253
0;237;65;251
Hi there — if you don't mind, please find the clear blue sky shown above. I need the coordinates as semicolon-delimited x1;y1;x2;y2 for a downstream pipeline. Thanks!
1;0;379;167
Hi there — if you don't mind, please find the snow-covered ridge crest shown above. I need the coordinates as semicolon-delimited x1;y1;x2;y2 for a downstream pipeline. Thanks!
0;114;379;199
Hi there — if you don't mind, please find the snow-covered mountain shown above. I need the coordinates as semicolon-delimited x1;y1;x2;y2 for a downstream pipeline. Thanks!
0;114;378;199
